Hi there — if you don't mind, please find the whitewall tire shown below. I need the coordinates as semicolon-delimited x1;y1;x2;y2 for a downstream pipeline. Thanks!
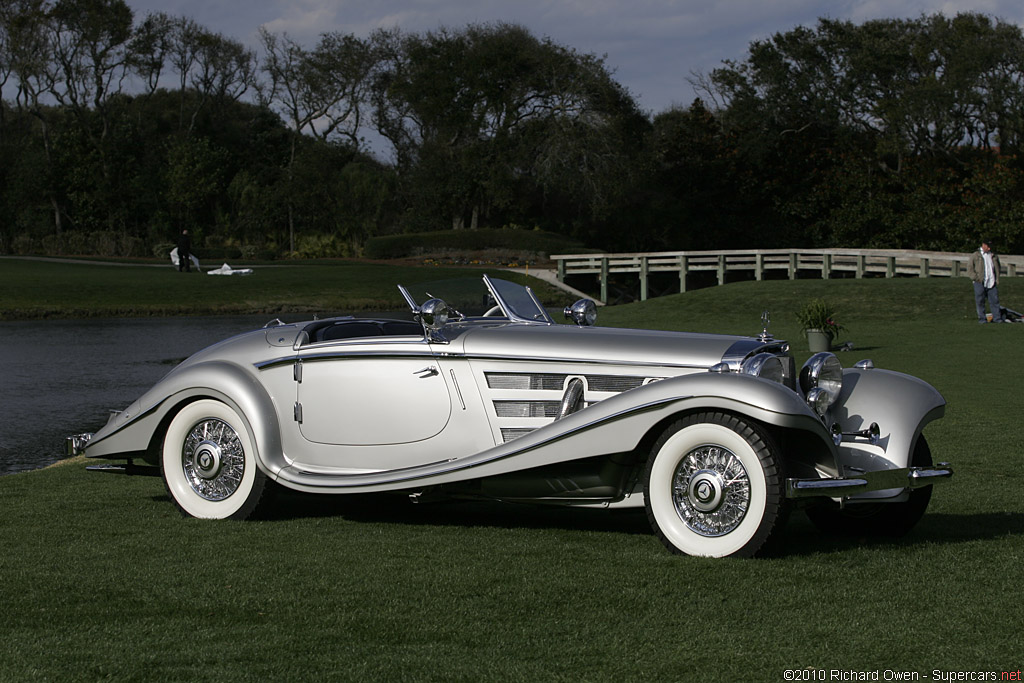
161;399;268;520
644;412;784;558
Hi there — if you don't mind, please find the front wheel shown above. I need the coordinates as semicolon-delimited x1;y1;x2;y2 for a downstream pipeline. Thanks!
644;412;785;558
161;399;268;519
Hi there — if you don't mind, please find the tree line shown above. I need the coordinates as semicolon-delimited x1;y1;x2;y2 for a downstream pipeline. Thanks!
2;3;1023;259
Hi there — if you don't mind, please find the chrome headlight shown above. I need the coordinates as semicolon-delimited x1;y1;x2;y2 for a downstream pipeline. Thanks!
799;352;843;414
564;299;597;326
419;298;449;330
805;387;831;417
741;353;785;384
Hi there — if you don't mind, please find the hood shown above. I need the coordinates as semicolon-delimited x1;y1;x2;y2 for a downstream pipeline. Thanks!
460;323;760;369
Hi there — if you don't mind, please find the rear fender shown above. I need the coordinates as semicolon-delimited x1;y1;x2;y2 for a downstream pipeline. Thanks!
83;361;283;476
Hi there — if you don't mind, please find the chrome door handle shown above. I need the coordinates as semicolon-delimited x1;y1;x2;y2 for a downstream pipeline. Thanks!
414;366;439;377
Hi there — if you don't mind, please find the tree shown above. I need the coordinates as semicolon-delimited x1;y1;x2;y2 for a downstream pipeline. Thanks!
46;0;132;132
3;0;66;233
165;134;228;231
370;22;644;234
127;10;173;96
259;28;373;251
695;12;1024;249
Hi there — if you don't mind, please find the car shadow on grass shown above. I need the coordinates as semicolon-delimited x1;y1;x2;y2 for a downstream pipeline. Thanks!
148;487;1022;555
778;510;1024;557
148;487;654;534
260;487;657;534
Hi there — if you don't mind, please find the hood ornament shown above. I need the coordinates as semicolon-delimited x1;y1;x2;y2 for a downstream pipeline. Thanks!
758;310;773;342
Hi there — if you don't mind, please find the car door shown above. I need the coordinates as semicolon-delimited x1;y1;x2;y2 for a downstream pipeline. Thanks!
295;336;452;446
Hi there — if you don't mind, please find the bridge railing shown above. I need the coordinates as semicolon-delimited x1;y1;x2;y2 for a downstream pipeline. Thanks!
551;248;1023;303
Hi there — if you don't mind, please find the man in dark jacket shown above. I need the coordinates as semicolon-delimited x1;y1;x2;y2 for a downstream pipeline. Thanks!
967;238;1003;323
177;229;192;272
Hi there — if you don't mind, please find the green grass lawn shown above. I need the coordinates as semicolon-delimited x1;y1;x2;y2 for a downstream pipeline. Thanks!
0;258;562;319
2;266;1022;681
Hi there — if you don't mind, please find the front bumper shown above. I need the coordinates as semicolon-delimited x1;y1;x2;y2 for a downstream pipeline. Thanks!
66;433;94;457
785;463;953;499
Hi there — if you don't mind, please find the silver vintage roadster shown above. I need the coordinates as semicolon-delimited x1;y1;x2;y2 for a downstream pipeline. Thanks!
69;275;952;557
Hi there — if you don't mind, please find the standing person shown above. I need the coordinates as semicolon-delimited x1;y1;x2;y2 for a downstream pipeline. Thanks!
177;229;192;272
967;238;1004;323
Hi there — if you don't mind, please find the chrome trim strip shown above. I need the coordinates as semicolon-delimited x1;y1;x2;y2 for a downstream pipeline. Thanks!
450;369;466;410
465;353;705;369
256;350;708;371
785;464;953;499
255;349;436;370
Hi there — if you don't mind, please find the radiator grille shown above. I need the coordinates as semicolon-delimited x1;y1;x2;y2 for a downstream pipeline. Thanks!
485;372;655;391
486;373;565;390
493;400;562;418
500;428;537;442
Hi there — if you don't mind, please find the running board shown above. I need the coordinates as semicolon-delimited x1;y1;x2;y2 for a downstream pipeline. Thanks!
86;462;161;477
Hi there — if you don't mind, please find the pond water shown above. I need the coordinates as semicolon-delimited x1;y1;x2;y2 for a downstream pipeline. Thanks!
0;315;277;476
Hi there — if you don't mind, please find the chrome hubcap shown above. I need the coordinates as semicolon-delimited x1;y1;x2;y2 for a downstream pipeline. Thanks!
688;470;726;512
193;441;223;479
182;418;244;501
672;445;750;537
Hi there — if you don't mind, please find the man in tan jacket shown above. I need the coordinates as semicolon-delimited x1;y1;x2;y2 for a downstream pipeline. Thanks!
967;238;1004;323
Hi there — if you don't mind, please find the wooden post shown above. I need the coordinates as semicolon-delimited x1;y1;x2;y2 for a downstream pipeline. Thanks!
856;254;865;278
717;254;726;286
755;252;764;281
1009;263;1017;277
920;258;928;278
600;257;608;304
679;255;688;293
789;253;797;280
952;260;961;278
886;256;895;278
640;256;649;301
822;253;832;279
557;258;565;281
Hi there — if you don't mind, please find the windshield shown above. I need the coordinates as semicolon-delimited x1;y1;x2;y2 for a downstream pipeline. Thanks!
397;276;554;324
484;275;553;323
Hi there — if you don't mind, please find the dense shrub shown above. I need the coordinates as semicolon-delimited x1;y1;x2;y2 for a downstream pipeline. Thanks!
363;229;591;260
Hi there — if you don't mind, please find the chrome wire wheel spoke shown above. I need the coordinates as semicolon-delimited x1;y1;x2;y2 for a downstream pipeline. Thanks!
181;418;245;501
671;445;751;537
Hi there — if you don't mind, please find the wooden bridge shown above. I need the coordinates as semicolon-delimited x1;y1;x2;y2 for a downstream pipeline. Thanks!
551;248;1024;303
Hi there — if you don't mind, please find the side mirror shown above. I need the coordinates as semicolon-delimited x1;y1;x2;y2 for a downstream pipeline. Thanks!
563;299;597;327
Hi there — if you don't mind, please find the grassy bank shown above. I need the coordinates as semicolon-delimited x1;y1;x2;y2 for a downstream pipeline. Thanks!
2;270;1022;680
0;258;561;319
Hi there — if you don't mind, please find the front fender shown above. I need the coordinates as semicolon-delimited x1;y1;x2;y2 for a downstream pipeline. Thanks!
830;367;945;470
84;361;283;476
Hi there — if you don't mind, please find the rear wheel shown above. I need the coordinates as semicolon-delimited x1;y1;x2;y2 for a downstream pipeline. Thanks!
161;399;268;519
644;412;785;558
805;435;934;537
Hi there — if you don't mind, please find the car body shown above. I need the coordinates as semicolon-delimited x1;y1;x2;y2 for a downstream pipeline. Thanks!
70;275;952;557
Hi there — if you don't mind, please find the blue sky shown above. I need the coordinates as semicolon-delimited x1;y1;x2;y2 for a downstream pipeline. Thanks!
124;0;1024;114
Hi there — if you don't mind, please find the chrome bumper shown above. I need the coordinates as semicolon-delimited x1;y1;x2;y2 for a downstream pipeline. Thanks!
786;463;953;499
65;433;94;457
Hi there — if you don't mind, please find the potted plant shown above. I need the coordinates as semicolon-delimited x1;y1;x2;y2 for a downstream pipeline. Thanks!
796;298;845;352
